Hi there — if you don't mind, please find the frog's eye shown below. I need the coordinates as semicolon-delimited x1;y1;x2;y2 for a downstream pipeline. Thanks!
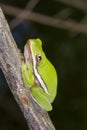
36;54;42;62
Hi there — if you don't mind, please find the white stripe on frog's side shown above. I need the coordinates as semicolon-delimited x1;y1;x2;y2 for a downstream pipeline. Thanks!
31;52;49;94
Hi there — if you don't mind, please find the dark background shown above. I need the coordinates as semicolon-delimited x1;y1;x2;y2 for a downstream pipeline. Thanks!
0;0;87;130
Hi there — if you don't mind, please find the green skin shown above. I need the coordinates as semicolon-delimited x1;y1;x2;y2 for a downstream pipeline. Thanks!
22;39;58;111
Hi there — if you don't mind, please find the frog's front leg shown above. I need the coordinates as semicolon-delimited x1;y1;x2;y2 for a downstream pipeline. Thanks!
22;62;34;88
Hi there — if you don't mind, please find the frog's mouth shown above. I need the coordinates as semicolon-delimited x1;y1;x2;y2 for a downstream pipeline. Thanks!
24;40;32;66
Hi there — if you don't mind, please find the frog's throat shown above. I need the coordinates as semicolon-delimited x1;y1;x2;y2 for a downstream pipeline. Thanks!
24;41;32;66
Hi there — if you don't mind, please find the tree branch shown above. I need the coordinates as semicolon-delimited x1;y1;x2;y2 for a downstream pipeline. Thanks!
55;0;87;13
1;3;87;34
10;0;40;28
0;8;55;130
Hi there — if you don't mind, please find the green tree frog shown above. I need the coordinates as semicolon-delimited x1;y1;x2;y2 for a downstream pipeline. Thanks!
22;38;58;111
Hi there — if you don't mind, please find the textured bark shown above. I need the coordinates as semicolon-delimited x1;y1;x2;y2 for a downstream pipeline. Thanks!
0;8;55;130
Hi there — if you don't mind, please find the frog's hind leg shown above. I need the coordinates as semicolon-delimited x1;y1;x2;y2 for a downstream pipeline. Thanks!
31;87;52;111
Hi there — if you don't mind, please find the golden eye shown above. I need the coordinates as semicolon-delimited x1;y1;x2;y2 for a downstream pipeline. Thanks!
36;54;42;62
